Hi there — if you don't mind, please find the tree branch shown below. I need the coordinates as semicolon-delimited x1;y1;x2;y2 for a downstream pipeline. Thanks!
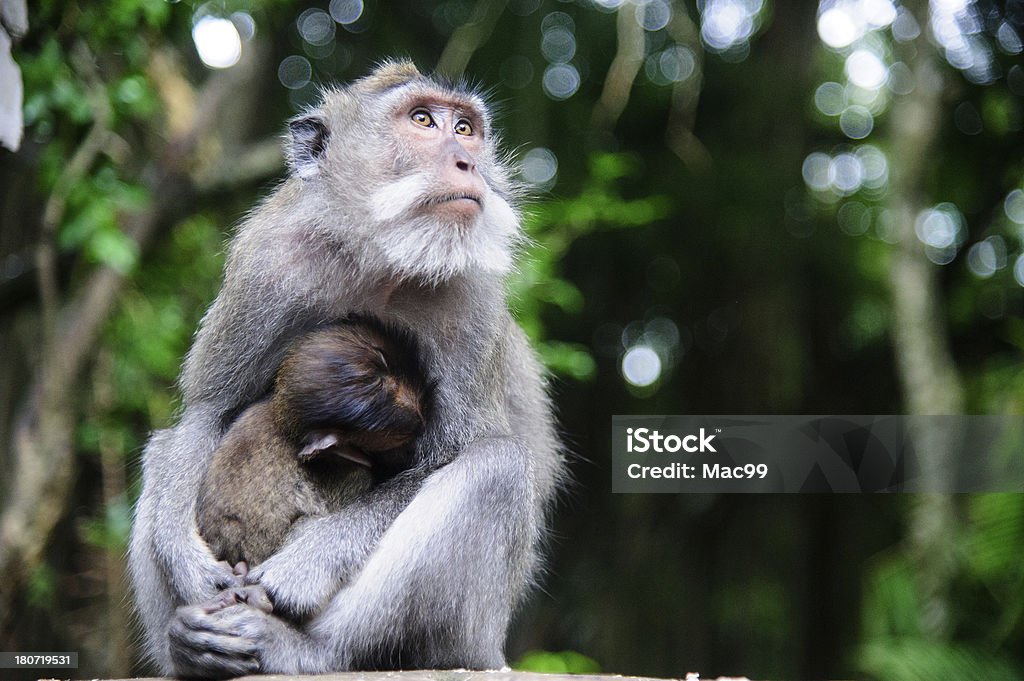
0;42;267;623
436;0;508;78
36;42;112;350
591;2;646;132
664;6;711;171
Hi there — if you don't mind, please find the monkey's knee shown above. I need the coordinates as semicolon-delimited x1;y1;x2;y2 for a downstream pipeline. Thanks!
451;437;533;517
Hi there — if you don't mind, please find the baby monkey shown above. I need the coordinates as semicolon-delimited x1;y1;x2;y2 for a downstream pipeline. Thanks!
196;315;432;579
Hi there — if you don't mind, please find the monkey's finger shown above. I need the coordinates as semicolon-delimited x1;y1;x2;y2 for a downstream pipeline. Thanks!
190;651;260;679
170;613;261;658
170;637;260;680
233;560;249;577
201;591;240;614
176;605;259;639
213;571;244;591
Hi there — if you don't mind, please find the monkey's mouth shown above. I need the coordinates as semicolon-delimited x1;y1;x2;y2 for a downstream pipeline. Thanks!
421;193;482;209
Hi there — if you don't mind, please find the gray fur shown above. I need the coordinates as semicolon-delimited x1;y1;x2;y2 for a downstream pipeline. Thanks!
128;60;563;677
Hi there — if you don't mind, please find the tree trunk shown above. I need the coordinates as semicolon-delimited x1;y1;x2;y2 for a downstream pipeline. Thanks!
883;3;964;637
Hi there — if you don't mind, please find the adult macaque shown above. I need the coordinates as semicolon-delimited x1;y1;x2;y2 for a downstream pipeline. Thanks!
196;316;432;569
129;60;562;678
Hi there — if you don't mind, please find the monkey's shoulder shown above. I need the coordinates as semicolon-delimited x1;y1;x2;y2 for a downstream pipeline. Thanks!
225;213;347;296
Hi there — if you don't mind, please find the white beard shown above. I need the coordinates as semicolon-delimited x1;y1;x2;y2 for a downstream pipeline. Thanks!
365;173;521;283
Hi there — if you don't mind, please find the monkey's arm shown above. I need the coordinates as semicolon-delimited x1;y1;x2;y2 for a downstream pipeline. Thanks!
129;235;323;672
130;408;241;604
248;318;562;627
177;433;541;674
244;467;425;619
169;414;556;673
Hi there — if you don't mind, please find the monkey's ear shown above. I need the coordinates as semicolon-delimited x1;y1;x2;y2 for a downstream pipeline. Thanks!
287;114;330;179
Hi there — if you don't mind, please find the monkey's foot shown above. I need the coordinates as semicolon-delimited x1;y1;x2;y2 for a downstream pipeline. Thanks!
215;559;250;580
202;584;274;615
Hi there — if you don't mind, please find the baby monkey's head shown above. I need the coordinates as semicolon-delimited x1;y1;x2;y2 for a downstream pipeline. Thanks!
272;315;432;457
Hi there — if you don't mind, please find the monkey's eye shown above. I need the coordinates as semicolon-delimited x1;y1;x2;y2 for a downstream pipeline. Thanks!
454;119;474;136
410;109;435;128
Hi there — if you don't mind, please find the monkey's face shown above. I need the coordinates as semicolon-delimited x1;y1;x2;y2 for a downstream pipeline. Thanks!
381;102;489;227
286;61;522;284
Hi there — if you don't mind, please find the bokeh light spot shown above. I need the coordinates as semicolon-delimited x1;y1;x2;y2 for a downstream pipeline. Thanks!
891;6;920;41
839;105;874;139
802;152;832;192
814;81;846;116
636;0;673;31
856;144;889;189
915;203;965;264
830;152;864;194
541;26;577;63
966;237;1006;278
1014;253;1024;287
1004;189;1024;224
193;16;242;69
520;147;558;185
818;7;859;48
330;0;364;24
279;55;312;90
501;55;534;89
845;49;888;90
838;200;871;236
954;101;983;135
542;63;581;100
700;0;764;54
622;346;662;387
298;8;335;45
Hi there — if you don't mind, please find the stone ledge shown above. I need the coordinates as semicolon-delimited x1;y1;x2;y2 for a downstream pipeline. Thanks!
50;671;703;681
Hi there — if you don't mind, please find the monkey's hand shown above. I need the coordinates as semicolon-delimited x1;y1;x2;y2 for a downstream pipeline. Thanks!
246;471;425;619
170;593;322;677
156;534;245;606
169;600;264;679
244;521;348;620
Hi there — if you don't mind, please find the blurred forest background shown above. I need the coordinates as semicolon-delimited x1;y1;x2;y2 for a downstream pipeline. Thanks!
0;0;1023;679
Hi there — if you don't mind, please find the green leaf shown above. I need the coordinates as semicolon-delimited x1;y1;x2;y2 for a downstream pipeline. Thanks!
537;341;596;381
861;554;921;639
965;494;1024;584
513;650;601;674
81;497;133;551
87;225;139;273
860;638;1022;681
27;563;58;609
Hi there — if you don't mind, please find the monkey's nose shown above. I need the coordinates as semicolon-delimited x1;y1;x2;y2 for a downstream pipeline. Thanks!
445;137;476;173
